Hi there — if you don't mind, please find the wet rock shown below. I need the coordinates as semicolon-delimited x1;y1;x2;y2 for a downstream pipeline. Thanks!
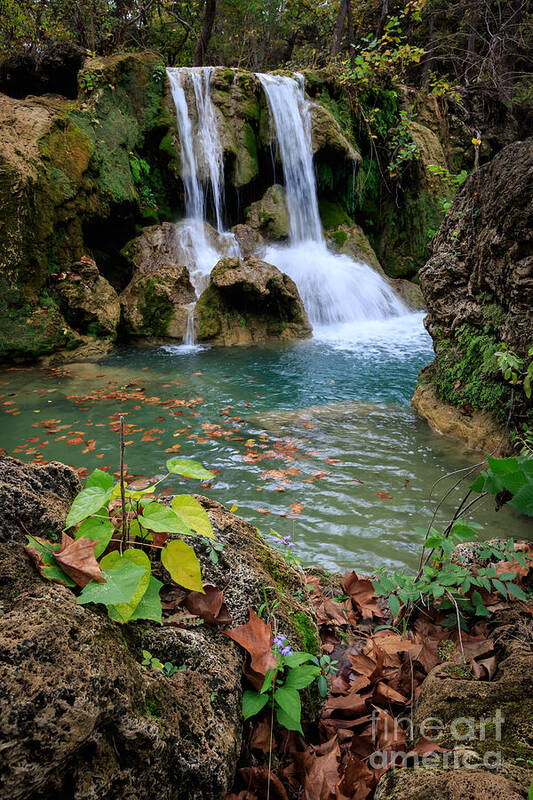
120;265;195;340
195;255;312;345
310;103;360;163
245;185;290;241
392;279;425;310
55;257;120;337
231;223;265;257
0;468;319;800
412;382;512;455
121;222;185;276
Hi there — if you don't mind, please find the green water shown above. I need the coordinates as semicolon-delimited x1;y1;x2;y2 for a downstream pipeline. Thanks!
1;319;530;572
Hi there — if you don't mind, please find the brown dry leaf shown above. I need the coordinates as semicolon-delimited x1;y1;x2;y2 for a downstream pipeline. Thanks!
325;691;368;717
238;767;288;800
250;718;272;753
338;754;377;800
224;608;276;686
316;599;350;626
185;584;233;625
374;681;408;706
303;736;340;800
54;532;105;588
343;571;384;620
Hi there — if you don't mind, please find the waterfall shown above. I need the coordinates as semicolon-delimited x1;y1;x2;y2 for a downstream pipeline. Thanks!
166;67;239;345
257;72;407;329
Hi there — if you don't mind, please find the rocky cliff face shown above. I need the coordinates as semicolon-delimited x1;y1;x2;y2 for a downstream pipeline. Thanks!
0;54;452;362
414;138;533;450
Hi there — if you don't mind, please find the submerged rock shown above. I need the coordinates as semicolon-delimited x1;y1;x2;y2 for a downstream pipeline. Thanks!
195;255;312;345
245;184;290;241
0;457;319;800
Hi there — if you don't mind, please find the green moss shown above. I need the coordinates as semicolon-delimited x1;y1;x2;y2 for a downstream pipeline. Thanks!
195;285;224;340
292;611;320;656
318;200;352;230
328;230;348;249
432;323;510;420
140;279;173;336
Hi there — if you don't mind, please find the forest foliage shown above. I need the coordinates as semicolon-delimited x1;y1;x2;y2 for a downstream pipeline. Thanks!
1;0;531;110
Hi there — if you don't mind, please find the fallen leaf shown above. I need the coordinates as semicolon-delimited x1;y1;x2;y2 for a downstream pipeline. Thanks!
224;608;276;689
54;532;105;587
185;584;232;625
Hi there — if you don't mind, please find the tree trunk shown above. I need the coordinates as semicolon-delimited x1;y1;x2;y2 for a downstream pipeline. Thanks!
376;0;389;39
330;0;347;60
194;0;217;67
421;8;435;89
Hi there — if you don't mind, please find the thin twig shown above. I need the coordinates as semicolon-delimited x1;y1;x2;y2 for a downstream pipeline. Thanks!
119;415;127;553
446;589;465;660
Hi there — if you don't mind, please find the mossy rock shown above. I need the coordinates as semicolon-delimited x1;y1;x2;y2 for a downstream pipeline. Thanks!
245;185;290;241
119;265;195;340
195;255;311;345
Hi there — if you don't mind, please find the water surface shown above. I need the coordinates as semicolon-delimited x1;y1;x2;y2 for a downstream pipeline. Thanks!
1;315;529;572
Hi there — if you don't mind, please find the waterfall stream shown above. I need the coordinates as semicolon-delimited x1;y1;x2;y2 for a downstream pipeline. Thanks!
167;67;411;345
257;72;407;329
166;67;239;345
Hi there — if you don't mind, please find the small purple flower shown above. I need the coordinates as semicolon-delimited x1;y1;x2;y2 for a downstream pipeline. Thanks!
273;634;294;658
281;536;295;549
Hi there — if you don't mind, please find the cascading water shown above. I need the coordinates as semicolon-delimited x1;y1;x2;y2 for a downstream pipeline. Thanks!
166;67;239;345
257;72;407;330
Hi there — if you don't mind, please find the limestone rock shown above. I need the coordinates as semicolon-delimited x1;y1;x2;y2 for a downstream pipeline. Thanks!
120;265;195;339
420;138;533;355
412;383;512;455
375;766;528;800
310;102;360;163
245;185;290;241
195;255;312;345
392;279;425;310
231;223;265;257
0;458;320;800
415;137;533;444
121;222;184;275
55;257;120;337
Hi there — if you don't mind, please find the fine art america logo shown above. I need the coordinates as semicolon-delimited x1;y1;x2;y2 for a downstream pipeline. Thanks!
369;709;505;769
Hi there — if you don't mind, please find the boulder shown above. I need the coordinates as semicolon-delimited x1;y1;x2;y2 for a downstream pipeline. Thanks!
415;137;533;444
310;102;360;163
245;185;290;241
412;382;512;455
195;255;312;345
121;222;186;276
0;457;320;800
375;765;529;800
231;223;265;257
55;257;120;337
119;265;195;340
392;279;425;310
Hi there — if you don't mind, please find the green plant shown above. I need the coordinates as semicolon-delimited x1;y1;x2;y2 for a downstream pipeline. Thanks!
373;454;533;628
152;64;166;84
242;637;328;734
387;108;420;179
25;419;216;625
496;343;533;399
427;164;468;212
201;537;225;564
141;649;186;677
79;69;99;94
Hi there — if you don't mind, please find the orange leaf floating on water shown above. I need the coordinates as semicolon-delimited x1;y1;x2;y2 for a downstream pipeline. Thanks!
256;508;270;514
289;503;305;515
375;491;391;500
54;533;105;588
66;437;83;445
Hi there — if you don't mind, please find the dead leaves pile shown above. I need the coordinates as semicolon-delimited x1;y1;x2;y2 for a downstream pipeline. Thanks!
226;569;504;800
